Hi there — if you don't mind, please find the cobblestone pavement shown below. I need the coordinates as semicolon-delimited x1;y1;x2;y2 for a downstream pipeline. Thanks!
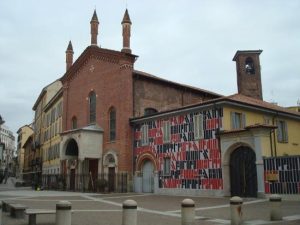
0;188;299;225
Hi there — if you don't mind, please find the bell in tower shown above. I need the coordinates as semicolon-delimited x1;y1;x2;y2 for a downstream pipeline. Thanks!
233;50;263;100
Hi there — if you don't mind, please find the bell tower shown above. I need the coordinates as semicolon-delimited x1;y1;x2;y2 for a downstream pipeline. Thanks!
233;50;263;100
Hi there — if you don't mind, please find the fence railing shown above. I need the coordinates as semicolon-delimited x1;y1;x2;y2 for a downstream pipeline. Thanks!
41;172;130;193
264;156;300;194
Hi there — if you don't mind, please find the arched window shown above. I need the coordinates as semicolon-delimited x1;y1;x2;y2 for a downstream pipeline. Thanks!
71;116;77;129
109;107;116;141
144;108;158;116
89;91;96;124
245;57;255;74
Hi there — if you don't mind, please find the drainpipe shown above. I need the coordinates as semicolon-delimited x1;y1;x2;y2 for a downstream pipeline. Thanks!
269;130;273;157
272;116;277;157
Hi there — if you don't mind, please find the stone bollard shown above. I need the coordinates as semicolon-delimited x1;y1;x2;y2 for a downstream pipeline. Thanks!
181;198;195;225
269;194;282;221
122;199;137;225
56;201;72;225
230;196;243;225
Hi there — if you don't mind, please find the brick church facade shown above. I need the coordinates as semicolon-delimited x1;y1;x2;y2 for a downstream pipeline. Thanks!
31;10;300;196
58;10;220;192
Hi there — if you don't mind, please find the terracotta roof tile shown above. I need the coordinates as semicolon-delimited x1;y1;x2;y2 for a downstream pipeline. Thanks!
133;70;222;97
225;94;300;117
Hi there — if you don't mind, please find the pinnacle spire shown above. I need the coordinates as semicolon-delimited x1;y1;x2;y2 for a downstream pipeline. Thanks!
122;9;131;24
91;9;99;23
66;40;73;52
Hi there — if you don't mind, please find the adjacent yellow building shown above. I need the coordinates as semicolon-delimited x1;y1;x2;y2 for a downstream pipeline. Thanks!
16;125;33;178
42;88;63;175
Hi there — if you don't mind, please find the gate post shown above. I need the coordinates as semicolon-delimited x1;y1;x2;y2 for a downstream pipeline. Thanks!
230;196;243;225
181;199;195;225
56;201;72;225
122;199;137;225
269;194;282;221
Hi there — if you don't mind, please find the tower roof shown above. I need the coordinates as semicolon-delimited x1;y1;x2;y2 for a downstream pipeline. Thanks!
91;10;99;23
66;40;73;52
232;50;263;61
122;9;132;24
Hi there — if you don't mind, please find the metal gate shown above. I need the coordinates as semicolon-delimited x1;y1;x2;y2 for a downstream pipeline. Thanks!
230;146;257;197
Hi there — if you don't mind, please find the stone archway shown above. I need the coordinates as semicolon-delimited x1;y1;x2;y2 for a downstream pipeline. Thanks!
134;152;157;193
103;152;117;192
65;139;79;156
65;138;79;191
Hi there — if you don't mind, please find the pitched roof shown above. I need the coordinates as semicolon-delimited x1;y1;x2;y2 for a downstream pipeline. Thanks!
224;94;300;117
131;93;300;122
133;70;222;98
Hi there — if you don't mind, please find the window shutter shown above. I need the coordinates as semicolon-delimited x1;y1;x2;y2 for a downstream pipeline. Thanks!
276;120;282;142
199;114;204;139
193;115;199;139
284;121;288;142
231;112;235;129
242;113;246;128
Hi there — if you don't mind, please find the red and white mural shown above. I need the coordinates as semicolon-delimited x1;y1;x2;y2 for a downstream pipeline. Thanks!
133;108;224;190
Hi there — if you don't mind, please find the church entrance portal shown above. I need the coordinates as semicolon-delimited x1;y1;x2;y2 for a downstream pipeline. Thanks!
230;146;257;197
142;160;154;193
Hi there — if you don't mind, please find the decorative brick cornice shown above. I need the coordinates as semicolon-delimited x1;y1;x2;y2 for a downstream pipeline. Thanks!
120;64;133;70
92;55;119;64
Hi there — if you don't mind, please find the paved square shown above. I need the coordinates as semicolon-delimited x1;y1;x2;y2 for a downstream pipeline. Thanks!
1;190;300;225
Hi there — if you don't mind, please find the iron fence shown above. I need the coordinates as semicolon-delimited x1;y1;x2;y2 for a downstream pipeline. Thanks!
41;172;130;193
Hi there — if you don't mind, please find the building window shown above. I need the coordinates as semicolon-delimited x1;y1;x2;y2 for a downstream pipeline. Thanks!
144;108;158;116
277;120;288;143
141;124;149;146
245;57;255;74
163;157;171;176
194;113;204;139
89;91;96;124
263;116;272;125
109;108;116;141
163;120;171;143
71;117;77;129
231;112;246;129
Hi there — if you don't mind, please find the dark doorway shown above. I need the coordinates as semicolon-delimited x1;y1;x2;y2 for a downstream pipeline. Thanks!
88;159;98;191
230;146;257;197
70;169;75;191
108;167;115;192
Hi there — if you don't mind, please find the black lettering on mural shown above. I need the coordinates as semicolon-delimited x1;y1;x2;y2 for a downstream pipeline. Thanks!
201;149;209;159
208;168;222;179
204;130;213;139
199;169;208;179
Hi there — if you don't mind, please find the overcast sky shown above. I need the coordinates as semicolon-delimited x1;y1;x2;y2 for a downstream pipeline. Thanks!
0;0;299;140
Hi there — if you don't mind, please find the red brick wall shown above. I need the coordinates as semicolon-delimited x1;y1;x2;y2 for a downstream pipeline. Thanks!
62;48;135;172
133;77;216;117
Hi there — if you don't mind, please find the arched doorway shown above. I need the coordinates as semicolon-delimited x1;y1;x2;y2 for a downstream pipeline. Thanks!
230;146;257;197
65;139;79;191
142;160;154;193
